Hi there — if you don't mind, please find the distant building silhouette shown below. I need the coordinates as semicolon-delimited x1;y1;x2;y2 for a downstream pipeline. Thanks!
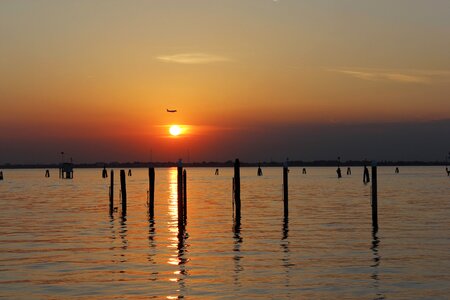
59;163;73;179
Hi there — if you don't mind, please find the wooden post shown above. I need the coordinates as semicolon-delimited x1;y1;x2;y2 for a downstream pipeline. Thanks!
363;166;370;183
283;161;288;215
149;167;155;218
0;171;3;181
109;170;114;214
234;159;241;218
232;177;235;212
120;170;127;216
183;169;187;221
177;160;183;220
371;161;378;230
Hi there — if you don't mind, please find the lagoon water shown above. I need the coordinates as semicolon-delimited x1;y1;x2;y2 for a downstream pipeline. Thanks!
0;167;449;299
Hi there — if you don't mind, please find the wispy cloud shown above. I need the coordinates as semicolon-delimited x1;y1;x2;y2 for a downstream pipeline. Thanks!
329;68;450;84
156;53;231;64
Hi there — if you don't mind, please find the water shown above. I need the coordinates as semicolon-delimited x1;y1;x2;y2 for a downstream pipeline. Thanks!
0;167;449;299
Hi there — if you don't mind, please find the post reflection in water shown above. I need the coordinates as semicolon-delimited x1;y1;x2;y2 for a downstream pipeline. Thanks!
167;168;189;299
232;215;243;287
281;215;293;289
371;229;385;300
147;217;158;281
108;214;128;275
119;216;128;264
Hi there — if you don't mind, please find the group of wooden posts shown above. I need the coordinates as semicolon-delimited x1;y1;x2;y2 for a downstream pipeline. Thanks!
106;159;379;230
108;161;187;224
232;159;378;229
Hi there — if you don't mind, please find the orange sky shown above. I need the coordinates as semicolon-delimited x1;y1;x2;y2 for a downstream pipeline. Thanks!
0;1;449;163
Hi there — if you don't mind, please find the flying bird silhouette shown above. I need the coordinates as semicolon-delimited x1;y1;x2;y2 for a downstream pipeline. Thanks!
166;109;177;113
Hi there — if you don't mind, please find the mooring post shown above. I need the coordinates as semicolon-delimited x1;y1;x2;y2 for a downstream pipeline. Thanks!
120;170;127;215
363;165;370;184
177;160;183;220
371;161;378;230
0;171;3;181
149;167;155;218
183;169;187;221
283;161;288;215
109;170;114;214
234;159;241;218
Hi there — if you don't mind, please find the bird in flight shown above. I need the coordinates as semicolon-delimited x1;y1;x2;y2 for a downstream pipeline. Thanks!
166;109;177;113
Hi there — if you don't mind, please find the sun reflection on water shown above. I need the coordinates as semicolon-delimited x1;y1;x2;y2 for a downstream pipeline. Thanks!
166;168;189;296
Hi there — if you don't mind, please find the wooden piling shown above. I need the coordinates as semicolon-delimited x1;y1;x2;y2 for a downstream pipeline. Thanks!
149;167;155;218
177;160;183;220
234;159;241;218
183;169;187;221
0;171;3;181
283;162;288;215
363;166;370;183
120;170;127;215
371;162;378;229
109;170;114;214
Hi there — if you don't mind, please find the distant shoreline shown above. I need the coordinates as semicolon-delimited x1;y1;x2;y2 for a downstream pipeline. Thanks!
0;160;448;169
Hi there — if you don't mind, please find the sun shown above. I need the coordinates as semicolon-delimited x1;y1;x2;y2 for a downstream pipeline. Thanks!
169;125;181;136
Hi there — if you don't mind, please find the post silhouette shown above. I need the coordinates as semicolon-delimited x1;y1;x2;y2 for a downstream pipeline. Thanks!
149;167;155;218
363;166;370;183
177;160;183;220
336;167;342;178
283;161;288;215
120;170;127;216
371;162;378;230
183;169;187;221
257;164;263;176
337;156;342;178
0;171;3;181
233;159;241;219
109;170;114;214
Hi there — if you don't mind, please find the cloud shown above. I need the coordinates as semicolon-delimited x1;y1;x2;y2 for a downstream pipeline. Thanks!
156;53;231;64
329;68;450;84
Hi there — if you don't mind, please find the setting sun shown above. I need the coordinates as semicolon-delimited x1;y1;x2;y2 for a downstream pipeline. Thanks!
169;125;181;136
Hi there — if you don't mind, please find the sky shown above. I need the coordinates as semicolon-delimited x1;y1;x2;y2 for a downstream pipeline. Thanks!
0;0;449;164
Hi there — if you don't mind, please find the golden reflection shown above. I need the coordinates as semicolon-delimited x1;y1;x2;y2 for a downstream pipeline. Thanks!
166;167;189;296
168;168;179;224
